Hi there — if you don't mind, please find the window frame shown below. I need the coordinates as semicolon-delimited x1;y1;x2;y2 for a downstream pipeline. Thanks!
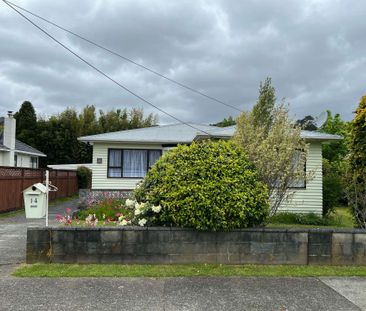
107;148;162;179
30;156;38;169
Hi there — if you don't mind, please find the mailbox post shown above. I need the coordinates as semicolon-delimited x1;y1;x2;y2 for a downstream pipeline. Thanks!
23;170;57;226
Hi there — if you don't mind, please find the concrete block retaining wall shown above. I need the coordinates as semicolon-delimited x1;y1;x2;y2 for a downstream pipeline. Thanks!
26;227;366;265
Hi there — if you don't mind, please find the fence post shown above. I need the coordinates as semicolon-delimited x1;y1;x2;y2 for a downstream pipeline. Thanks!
20;168;25;208
66;171;70;197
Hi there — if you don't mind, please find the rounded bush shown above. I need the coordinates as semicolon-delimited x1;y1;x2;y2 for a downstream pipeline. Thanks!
134;140;269;231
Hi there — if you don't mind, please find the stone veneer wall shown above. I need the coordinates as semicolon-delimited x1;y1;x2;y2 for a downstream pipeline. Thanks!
78;189;132;209
27;227;366;265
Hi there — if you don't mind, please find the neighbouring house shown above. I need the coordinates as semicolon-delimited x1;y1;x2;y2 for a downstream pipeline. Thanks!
79;123;341;214
0;111;46;168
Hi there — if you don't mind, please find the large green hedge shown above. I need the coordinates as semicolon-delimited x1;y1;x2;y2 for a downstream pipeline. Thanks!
134;140;269;231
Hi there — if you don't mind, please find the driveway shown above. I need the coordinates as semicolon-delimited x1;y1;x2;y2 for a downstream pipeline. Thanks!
0;200;366;311
0;198;79;265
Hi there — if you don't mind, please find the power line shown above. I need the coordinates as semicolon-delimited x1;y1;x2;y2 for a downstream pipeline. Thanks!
3;0;243;113
2;0;213;136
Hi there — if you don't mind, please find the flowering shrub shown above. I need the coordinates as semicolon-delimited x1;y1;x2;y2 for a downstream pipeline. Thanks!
81;191;130;210
77;199;132;221
85;214;98;227
134;140;270;231
55;208;74;226
57;198;162;227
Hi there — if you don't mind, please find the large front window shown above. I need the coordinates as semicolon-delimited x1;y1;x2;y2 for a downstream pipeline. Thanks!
108;149;161;178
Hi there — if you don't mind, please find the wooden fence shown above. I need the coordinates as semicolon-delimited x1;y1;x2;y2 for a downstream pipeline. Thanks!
0;166;79;213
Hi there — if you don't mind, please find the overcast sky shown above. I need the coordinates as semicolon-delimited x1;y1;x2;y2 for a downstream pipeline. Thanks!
1;0;365;124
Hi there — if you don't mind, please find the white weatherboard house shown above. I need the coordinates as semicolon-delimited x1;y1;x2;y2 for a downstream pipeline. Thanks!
79;123;341;215
0;112;46;168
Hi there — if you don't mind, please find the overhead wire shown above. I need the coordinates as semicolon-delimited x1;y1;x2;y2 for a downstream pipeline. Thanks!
2;0;213;136
3;0;243;113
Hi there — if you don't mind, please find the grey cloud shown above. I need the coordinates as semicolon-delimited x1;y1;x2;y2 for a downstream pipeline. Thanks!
0;0;365;125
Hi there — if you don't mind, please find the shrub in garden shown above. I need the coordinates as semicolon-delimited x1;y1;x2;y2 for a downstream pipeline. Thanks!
60;198;162;227
76;199;132;221
76;166;92;189
134;140;269;231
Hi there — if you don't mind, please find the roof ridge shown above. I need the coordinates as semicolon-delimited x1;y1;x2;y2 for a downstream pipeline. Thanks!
79;123;220;139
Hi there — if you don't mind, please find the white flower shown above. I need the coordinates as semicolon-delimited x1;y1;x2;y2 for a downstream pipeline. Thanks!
119;219;128;226
118;215;124;222
139;202;146;209
125;199;135;207
135;202;140;209
138;218;147;226
134;208;142;216
152;205;162;213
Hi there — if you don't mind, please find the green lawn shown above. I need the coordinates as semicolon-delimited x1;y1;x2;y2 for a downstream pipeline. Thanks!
268;206;355;229
13;264;366;278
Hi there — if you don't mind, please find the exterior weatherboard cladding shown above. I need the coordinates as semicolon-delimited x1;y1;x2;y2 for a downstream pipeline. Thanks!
92;141;323;215
92;142;163;190
278;141;323;214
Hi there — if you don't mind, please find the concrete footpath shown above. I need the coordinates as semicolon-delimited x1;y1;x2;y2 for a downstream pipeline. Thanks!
0;200;366;311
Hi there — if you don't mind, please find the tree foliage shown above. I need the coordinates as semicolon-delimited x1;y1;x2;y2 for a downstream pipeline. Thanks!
14;101;37;147
13;102;157;167
134;140;269;231
319;110;350;215
252;77;276;132
321;110;350;162
296;115;318;131
212;116;236;127
347;95;366;228
234;78;308;215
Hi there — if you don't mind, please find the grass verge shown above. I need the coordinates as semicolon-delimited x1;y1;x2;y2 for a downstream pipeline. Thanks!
13;264;366;278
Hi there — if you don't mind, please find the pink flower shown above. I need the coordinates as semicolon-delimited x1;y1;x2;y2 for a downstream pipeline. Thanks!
66;208;72;214
55;214;63;221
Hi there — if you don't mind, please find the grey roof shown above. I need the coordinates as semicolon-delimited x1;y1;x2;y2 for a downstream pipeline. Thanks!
299;130;342;140
79;123;219;144
15;140;46;157
0;144;10;151
79;123;342;144
0;116;45;156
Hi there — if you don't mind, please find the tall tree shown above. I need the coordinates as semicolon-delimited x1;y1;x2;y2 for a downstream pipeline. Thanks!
252;77;276;131
14;101;37;146
321;110;349;162
234;79;308;215
348;95;366;228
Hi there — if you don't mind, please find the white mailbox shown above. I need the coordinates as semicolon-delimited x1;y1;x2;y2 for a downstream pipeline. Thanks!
23;183;48;219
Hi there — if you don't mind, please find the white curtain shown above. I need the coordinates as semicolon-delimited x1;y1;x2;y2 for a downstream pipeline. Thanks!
108;150;122;177
123;150;147;177
148;150;161;168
